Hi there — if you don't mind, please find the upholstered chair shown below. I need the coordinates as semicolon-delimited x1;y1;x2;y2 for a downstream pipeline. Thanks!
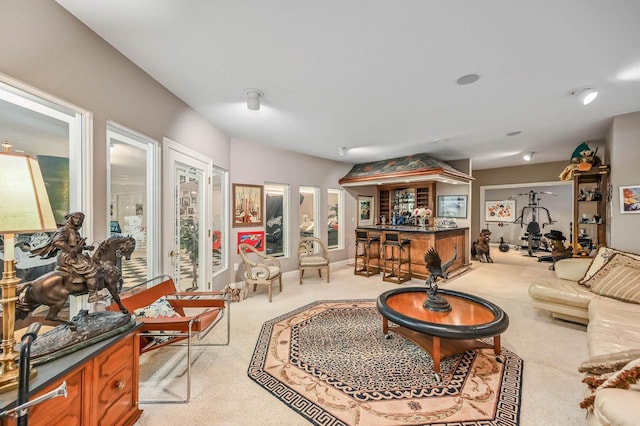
298;237;330;284
238;243;282;302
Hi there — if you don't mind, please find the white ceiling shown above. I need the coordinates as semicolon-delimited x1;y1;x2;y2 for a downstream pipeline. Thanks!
56;0;640;170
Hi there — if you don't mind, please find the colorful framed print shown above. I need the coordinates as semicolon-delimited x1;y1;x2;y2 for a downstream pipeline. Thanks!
485;200;516;222
357;195;374;226
237;230;265;252
233;184;264;227
619;185;640;214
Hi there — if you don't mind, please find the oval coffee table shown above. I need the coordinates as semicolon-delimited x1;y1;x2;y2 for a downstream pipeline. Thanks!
377;287;509;381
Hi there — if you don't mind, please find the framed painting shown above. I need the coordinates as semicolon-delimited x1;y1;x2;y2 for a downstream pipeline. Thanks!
485;200;516;222
357;195;374;226
619;185;640;214
237;230;265;253
437;195;468;218
233;183;264;227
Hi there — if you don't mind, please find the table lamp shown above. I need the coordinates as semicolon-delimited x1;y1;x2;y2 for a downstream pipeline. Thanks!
0;142;57;392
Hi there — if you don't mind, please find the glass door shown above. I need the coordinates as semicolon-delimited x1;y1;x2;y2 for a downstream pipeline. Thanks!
163;139;212;292
175;165;204;290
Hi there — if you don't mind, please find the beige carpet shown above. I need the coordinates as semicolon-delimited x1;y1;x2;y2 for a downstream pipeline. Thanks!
134;249;589;425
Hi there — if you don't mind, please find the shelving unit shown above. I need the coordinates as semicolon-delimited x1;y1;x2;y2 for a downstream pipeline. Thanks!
376;183;435;225
572;165;609;255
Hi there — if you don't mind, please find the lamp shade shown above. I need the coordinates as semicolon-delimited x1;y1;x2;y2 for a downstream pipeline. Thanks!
0;152;57;234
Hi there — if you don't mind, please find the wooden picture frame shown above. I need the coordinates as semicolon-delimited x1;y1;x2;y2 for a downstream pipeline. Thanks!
436;195;468;218
619;185;640;214
485;200;516;222
233;183;264;227
237;230;265;253
357;195;374;226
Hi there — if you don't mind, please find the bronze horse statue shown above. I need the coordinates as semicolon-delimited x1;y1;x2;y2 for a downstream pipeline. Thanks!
16;235;136;324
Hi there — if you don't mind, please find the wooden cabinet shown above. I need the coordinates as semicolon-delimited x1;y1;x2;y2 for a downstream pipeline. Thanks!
573;165;609;255
1;327;141;426
377;183;435;225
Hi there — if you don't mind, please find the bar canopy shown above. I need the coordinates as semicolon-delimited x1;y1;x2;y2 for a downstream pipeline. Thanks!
338;153;474;186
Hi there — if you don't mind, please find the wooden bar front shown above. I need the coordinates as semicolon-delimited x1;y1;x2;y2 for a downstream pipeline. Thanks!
357;225;468;279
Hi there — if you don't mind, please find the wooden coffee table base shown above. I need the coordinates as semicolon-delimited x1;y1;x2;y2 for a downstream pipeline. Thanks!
382;317;502;377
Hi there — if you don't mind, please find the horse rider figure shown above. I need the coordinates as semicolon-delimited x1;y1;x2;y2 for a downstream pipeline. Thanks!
31;212;102;303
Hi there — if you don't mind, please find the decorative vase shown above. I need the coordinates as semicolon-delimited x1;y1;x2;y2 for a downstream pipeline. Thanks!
420;217;427;230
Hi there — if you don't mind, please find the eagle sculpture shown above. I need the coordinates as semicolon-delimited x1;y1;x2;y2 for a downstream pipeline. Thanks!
423;246;458;312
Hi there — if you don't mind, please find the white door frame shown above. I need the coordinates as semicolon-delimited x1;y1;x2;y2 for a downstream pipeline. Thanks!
162;138;213;291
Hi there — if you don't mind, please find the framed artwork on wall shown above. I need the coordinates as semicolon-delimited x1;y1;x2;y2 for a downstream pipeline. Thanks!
233;183;264;227
357;195;374;226
237;230;265;253
619;185;640;214
485;200;516;222
437;195;468;218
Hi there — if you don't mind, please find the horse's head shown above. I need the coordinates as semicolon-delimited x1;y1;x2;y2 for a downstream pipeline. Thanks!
118;236;136;260
93;236;137;263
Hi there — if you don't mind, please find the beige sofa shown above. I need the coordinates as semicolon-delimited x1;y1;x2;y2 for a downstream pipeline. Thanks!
529;248;640;425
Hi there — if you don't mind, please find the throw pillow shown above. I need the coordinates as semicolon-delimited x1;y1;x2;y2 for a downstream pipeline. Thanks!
580;253;640;288
579;349;640;375
579;247;640;285
588;264;640;303
134;296;181;346
134;296;180;319
580;358;640;411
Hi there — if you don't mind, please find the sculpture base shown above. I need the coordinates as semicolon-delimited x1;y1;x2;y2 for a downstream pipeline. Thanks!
18;311;136;366
423;291;452;312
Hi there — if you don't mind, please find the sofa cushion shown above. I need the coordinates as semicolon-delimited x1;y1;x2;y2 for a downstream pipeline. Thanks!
589;388;640;426
554;257;591;281
579;349;640;375
587;298;640;357
579;247;640;285
528;277;597;309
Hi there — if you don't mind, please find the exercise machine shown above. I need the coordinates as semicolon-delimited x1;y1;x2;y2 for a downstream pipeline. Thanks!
509;190;557;256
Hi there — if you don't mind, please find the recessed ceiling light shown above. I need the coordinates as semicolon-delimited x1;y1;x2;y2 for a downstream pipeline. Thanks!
507;131;523;136
570;86;598;105
431;138;447;144
456;74;480;85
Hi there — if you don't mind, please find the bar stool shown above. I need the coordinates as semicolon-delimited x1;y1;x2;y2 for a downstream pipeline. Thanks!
382;231;411;284
354;230;381;277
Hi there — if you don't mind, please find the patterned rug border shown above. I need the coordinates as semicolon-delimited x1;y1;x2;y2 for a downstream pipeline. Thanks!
248;299;523;426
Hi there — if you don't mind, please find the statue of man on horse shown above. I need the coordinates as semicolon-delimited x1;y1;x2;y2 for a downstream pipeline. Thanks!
16;212;136;325
30;212;102;303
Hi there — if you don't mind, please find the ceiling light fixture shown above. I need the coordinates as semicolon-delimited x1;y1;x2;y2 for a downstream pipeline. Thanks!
337;147;347;158
570;87;598;105
245;89;263;111
522;152;534;162
431;138;447;144
506;131;523;137
456;74;480;85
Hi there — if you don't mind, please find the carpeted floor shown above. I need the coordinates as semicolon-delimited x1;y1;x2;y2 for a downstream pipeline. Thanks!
134;248;589;425
248;300;523;425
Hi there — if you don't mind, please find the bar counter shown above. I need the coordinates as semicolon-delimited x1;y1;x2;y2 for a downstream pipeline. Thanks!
356;225;469;279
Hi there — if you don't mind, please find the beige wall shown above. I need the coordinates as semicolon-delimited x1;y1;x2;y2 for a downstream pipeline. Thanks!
0;0;230;242
471;161;569;239
609;111;640;253
229;138;354;279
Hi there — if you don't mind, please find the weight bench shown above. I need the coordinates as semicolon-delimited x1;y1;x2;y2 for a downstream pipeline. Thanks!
106;275;229;403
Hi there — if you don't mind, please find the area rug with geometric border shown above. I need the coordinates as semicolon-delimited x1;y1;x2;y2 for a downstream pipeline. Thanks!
248;300;523;426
